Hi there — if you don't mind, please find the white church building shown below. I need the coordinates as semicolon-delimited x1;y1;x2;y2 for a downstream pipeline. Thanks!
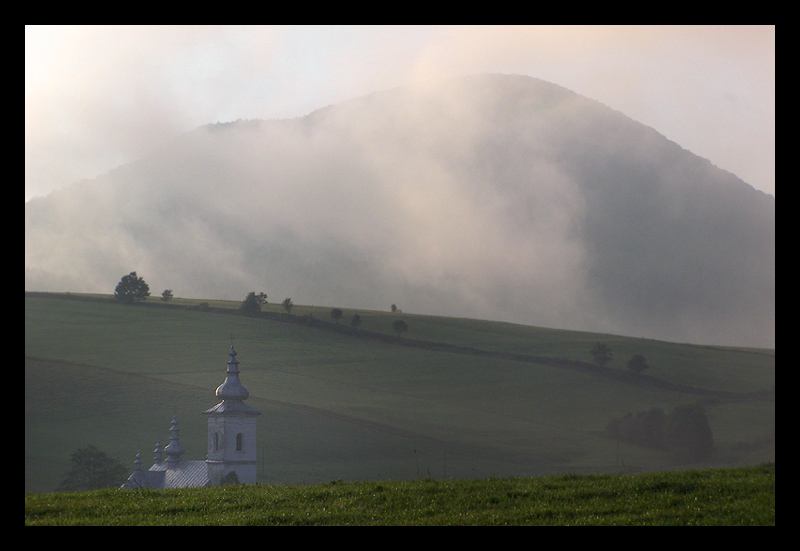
122;346;261;489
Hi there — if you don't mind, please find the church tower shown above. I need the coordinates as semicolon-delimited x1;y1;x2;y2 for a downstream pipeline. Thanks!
203;346;261;485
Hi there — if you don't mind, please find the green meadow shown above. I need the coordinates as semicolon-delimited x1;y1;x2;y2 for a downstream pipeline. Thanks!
25;293;774;496
25;465;774;525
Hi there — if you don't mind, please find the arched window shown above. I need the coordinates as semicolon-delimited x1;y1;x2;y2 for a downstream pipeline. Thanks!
236;432;244;452
213;433;219;452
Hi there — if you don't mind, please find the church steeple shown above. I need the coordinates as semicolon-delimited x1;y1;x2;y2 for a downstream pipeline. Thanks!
203;345;261;485
123;345;264;490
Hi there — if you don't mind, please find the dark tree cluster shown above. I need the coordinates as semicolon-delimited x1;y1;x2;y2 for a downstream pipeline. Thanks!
664;403;715;463
606;403;714;463
58;445;128;492
240;291;267;315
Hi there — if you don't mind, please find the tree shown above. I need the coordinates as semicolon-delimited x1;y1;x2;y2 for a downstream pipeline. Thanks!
161;289;173;302
351;313;362;329
392;319;408;337
664;403;714;463
255;292;268;305
57;445;128;492
330;308;343;324
282;297;294;314
240;291;261;315
627;354;650;374
590;342;613;367
391;304;398;313
114;272;150;304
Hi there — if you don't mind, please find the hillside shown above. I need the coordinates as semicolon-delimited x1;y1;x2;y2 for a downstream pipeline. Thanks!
25;74;774;348
25;293;774;494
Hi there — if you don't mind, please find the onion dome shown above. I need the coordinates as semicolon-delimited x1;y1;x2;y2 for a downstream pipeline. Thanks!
163;416;185;464
203;346;261;416
215;346;250;401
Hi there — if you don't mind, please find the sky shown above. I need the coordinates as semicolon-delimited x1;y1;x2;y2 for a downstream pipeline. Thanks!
25;25;775;202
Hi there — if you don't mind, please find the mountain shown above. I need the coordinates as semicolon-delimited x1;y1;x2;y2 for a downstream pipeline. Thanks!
25;74;774;348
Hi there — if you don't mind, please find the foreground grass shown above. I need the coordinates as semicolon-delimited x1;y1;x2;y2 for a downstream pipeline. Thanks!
25;465;774;525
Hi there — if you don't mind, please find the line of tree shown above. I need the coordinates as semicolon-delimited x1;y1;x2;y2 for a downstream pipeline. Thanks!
237;291;408;336
114;275;409;338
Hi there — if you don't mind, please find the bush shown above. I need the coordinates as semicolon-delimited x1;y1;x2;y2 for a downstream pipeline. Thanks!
627;354;650;374
392;319;408;337
590;343;612;366
220;471;241;486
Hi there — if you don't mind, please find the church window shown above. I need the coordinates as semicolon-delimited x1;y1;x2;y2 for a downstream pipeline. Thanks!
236;432;244;452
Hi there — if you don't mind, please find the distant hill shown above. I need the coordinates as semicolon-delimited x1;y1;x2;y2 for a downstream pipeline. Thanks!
25;74;774;348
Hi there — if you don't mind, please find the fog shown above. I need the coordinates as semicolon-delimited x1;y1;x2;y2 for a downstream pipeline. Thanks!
26;26;774;201
25;75;774;348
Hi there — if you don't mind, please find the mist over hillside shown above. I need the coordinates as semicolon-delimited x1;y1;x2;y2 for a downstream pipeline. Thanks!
25;74;774;348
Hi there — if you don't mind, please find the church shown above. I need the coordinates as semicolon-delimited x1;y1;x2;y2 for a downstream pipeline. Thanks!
121;346;261;489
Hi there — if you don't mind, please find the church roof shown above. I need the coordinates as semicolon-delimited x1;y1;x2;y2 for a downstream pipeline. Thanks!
121;460;211;490
203;399;261;415
121;418;212;489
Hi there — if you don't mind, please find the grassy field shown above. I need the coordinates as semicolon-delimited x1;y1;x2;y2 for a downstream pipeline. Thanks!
25;465;775;525
25;293;774;494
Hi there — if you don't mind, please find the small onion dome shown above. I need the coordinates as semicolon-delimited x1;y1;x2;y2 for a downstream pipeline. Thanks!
164;416;185;464
215;346;250;401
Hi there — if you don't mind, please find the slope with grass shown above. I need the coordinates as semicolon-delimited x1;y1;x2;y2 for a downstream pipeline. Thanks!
25;293;774;494
24;465;775;525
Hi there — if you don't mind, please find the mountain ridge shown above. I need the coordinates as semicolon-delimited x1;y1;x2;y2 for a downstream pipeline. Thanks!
25;74;774;348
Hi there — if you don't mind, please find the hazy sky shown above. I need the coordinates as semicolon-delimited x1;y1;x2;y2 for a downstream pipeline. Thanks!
25;25;775;201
